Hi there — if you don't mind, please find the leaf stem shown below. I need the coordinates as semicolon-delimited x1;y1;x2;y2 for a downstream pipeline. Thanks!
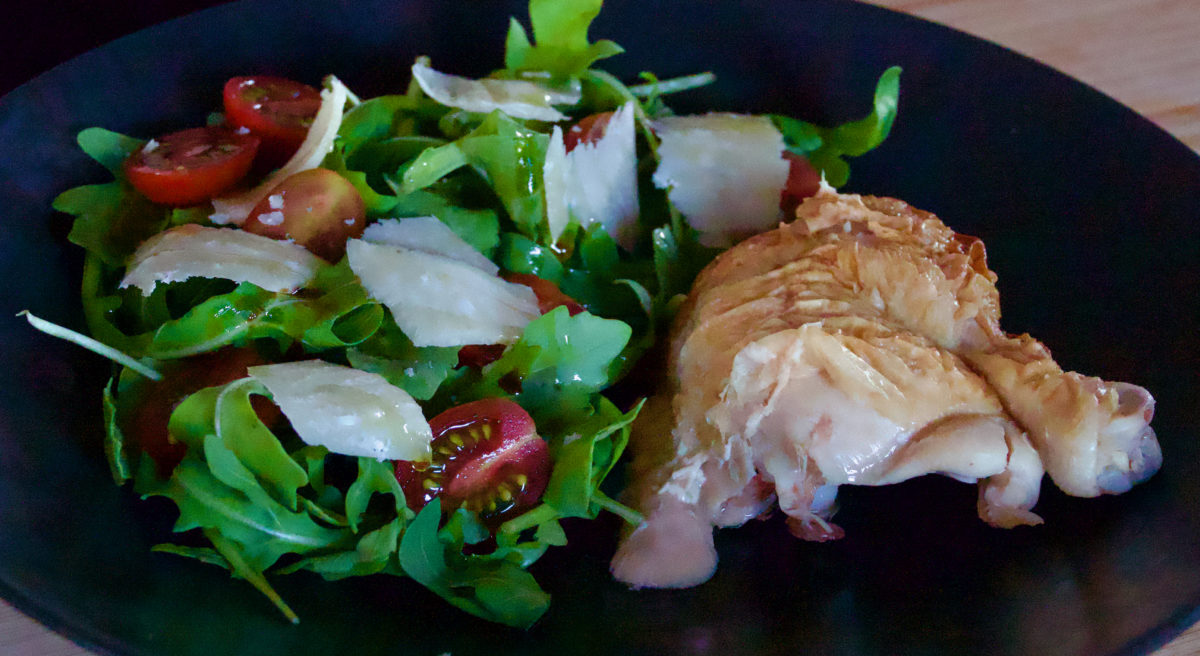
20;310;161;380
590;490;643;526
203;528;300;625
627;71;716;97
499;503;558;536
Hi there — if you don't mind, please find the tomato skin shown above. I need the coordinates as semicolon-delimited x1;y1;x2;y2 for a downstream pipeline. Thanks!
241;168;366;262
456;344;507;369
563;112;614;152
780;151;823;216
504;273;585;316
223;76;322;168
123;127;259;206
456;275;584;368
117;347;277;476
394;398;550;526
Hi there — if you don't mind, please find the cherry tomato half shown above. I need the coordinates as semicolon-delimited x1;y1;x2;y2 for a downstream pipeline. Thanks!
563;111;614;152
780;151;822;216
223;75;322;168
395;398;550;527
456;275;584;369
241;168;366;262
117;347;278;476
124;127;259;206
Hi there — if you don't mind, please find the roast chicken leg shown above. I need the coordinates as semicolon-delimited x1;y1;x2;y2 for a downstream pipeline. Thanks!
611;190;1160;589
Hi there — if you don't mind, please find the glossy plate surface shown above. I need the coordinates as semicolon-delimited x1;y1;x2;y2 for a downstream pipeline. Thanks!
1;1;1198;654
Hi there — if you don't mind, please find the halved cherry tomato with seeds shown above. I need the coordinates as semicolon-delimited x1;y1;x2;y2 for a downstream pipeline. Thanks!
563;111;614;152
223;75;321;168
456;274;584;368
124;127;259;206
394;398;550;527
241;168;366;262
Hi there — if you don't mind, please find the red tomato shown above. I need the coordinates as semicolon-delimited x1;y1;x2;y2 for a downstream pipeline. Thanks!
563;111;614;152
456;344;507;370
504;273;585;316
456;275;584;368
223;76;322;168
118;347;278;476
780;151;823;216
395;398;550;526
123;127;259;206
240;168;366;262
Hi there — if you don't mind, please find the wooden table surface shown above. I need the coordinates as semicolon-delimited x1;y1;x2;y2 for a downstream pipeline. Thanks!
3;0;1198;654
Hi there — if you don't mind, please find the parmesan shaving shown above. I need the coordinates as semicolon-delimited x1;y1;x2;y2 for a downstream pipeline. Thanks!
411;60;580;122
543;101;639;247
120;224;322;295
651;113;789;247
346;239;538;347
248;360;432;462
362;217;498;275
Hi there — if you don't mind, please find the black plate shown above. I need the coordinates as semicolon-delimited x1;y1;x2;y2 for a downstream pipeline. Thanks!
2;1;1199;654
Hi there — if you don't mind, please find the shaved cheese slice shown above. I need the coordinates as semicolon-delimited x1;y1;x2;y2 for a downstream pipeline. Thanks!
248;360;432;461
346;239;539;347
362;217;497;275
120;224;322;295
210;76;351;225
411;60;580;122
543;101;639;247
651;113;789;247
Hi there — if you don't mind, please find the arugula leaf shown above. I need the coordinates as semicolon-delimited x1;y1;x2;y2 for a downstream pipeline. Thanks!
57;182;168;267
168;379;309;510
55;128;172;266
150;543;229;569
388;190;502;255
346;319;459;401
144;267;382;360
282;519;403;580
338;94;444;155
542;396;640;518
77;127;145;175
102;379;132;485
772;66;901;187
505;0;623;78
482;307;630;434
344;456;408;532
143;456;348;572
401;112;550;238
299;261;385;350
399;500;550;629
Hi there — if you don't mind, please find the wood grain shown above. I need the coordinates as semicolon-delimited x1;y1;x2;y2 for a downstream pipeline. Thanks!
3;0;1198;654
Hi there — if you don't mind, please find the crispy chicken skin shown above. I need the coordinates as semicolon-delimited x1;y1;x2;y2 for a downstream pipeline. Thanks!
610;190;1160;589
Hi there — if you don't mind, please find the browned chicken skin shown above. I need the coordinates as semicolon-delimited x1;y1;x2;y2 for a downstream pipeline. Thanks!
611;190;1161;589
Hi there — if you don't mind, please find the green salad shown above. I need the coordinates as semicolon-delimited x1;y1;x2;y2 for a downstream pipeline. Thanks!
33;0;900;629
